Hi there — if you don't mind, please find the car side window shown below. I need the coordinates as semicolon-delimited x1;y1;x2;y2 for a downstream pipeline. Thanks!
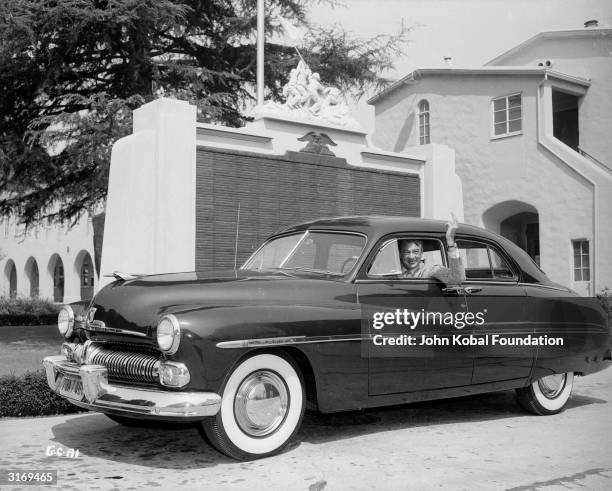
490;248;514;279
367;238;445;278
368;240;402;276
457;239;515;280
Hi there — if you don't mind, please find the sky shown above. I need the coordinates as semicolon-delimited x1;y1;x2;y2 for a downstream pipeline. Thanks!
305;0;612;130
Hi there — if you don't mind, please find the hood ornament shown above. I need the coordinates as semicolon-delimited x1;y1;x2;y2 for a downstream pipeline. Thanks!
87;307;97;324
103;271;141;281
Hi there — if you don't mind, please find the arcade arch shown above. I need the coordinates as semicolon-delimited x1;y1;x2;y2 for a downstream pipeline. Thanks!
74;250;95;300
4;259;17;298
24;257;39;298
48;254;65;303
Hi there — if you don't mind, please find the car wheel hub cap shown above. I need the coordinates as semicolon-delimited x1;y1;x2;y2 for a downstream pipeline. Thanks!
537;373;566;398
234;370;289;437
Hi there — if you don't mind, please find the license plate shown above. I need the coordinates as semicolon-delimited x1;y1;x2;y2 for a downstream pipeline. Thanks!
58;375;84;401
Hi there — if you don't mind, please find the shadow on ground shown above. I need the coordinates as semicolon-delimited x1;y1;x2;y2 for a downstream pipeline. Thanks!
49;389;606;470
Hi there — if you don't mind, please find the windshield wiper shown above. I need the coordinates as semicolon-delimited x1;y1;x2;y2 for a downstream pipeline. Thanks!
280;267;343;276
250;267;293;277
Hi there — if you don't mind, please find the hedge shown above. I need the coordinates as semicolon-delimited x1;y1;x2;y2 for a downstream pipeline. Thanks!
597;288;612;329
597;287;611;311
0;370;84;417
0;297;60;326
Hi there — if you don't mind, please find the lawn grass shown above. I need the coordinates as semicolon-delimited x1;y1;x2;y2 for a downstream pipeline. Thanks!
0;325;61;377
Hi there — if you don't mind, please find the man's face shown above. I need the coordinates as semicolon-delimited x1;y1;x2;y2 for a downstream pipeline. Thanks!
400;241;423;271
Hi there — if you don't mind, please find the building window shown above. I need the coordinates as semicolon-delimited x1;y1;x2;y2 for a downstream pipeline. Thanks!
81;260;94;287
572;240;590;281
418;99;430;145
492;93;522;137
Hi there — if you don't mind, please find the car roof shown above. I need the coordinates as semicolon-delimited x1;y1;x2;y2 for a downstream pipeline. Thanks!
280;215;496;239
277;215;553;285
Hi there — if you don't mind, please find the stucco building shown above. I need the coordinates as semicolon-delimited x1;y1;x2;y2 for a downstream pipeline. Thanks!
369;23;612;295
4;24;610;301
0;214;97;303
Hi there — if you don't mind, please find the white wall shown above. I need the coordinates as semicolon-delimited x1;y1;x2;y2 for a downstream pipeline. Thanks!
419;144;464;222
0;215;96;303
99;98;197;288
372;73;610;293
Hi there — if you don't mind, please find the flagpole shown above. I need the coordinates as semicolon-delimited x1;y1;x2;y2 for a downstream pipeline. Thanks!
294;46;306;65
256;0;264;105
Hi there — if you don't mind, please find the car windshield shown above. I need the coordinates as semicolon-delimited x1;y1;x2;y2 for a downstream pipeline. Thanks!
241;231;367;275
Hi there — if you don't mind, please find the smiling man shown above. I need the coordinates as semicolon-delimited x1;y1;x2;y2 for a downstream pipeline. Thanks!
399;214;465;285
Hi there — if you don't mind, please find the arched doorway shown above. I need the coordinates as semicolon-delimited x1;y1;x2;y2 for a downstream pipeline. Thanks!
483;201;540;265
500;213;540;265
25;257;39;298
79;253;94;300
50;256;64;303
5;260;17;298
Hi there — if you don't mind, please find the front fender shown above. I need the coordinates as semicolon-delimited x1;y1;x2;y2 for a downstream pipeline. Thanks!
169;302;361;396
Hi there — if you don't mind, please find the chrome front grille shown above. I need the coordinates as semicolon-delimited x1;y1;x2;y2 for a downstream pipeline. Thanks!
85;344;160;383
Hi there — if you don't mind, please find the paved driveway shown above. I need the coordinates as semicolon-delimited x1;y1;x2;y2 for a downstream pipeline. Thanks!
1;368;611;490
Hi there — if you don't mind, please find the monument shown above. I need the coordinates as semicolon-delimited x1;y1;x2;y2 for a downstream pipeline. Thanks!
99;61;463;287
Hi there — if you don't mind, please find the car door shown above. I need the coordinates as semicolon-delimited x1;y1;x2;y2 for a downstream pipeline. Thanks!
456;237;534;384
356;234;475;395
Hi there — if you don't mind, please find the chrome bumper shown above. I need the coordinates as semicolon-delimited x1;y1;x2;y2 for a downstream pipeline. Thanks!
43;355;221;419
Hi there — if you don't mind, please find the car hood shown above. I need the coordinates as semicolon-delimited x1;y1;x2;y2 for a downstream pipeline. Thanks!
87;269;351;338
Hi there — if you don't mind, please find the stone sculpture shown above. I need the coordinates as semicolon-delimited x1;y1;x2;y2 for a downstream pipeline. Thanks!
253;60;361;129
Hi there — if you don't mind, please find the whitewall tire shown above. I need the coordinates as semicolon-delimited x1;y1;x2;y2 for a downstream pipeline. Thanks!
516;372;574;415
200;353;304;460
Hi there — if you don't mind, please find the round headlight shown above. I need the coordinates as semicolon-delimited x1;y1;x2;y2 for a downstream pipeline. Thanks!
58;305;75;338
157;314;180;354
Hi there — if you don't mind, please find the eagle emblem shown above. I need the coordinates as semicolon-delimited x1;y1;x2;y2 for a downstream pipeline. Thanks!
297;131;337;156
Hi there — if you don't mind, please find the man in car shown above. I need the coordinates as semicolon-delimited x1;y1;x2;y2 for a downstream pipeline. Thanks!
399;213;465;285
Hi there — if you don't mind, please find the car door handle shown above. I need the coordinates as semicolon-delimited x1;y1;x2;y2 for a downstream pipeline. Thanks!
464;286;483;294
442;286;464;295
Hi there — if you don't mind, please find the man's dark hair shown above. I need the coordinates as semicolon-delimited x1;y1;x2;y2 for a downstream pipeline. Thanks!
399;239;424;252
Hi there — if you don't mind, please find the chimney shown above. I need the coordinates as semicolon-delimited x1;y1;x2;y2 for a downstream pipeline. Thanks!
584;20;598;28
443;56;452;67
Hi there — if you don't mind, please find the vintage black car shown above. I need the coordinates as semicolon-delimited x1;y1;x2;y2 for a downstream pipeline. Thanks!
43;216;611;460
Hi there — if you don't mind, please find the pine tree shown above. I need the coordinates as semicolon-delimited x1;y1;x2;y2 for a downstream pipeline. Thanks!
0;0;411;224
